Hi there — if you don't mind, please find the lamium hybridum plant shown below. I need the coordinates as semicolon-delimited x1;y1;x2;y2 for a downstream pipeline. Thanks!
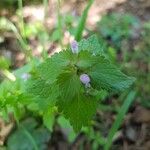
26;35;135;132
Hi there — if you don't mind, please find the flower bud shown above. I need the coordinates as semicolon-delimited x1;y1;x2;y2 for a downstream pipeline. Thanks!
80;74;90;86
21;73;30;81
71;40;78;54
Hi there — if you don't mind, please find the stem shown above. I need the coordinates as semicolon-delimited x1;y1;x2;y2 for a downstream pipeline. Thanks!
104;91;136;150
41;0;49;60
43;0;48;21
17;0;32;59
75;0;94;41
2;70;16;81
18;0;25;37
57;0;62;46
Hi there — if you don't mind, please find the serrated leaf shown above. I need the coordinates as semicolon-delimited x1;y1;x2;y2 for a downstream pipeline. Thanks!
57;70;82;100
76;51;135;92
26;78;59;110
78;35;103;55
37;50;73;83
26;78;52;99
57;94;98;132
0;80;32;113
76;50;97;69
57;116;76;142
43;108;55;131
88;58;135;92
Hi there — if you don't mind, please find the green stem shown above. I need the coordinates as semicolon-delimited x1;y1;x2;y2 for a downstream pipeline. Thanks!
104;91;136;150
75;0;94;41
18;0;25;37
57;0;62;46
2;69;16;81
43;0;48;21
17;0;32;59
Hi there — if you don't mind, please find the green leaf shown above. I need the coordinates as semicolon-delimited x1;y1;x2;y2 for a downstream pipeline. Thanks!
78;35;103;55
88;57;135;92
43;108;55;131
0;80;31;117
57;94;98;132
77;50;98;69
37;50;73;83
7;118;50;150
57;70;82;100
57;116;76;142
26;78;59;110
0;56;10;70
26;78;52;99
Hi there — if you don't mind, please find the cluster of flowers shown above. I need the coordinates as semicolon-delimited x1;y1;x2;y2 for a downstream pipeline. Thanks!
71;40;91;88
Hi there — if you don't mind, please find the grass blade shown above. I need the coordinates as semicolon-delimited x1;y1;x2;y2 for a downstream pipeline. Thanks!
75;0;94;41
43;0;48;21
57;0;62;46
104;91;136;150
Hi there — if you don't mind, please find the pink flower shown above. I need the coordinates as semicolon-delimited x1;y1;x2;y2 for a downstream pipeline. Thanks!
21;73;30;81
71;40;78;54
80;74;91;87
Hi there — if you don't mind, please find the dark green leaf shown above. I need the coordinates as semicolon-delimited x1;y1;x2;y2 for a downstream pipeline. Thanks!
88;58;135;92
77;50;98;69
57;94;98;132
78;35;103;55
7;118;50;150
37;50;73;83
57;70;82;100
26;78;59;110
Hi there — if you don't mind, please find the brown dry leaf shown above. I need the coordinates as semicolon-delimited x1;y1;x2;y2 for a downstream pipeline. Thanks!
132;106;150;123
144;140;150;150
0;118;14;146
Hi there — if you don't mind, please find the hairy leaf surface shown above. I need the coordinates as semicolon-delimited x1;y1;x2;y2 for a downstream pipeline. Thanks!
57;94;98;132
